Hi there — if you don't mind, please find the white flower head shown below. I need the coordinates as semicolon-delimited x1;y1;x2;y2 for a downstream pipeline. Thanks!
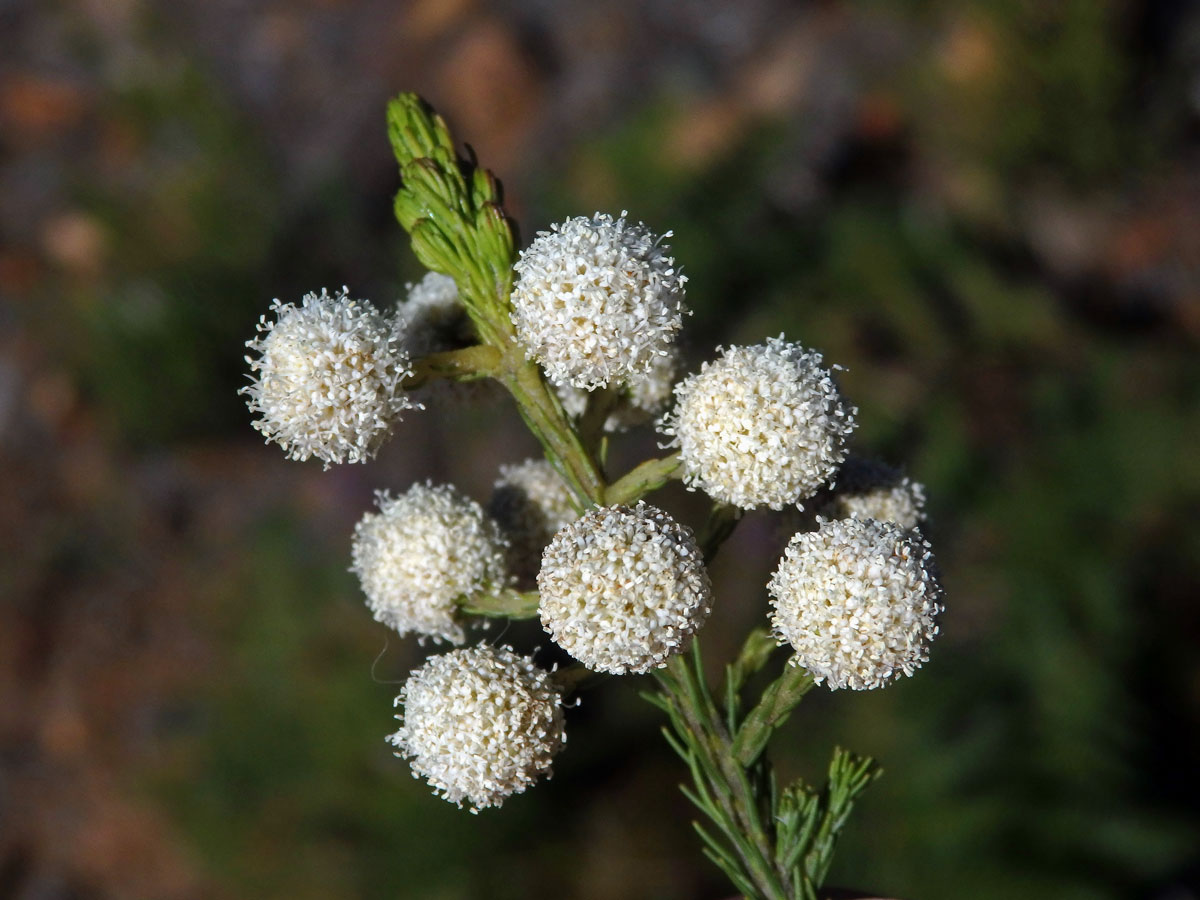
538;502;712;674
510;212;688;389
660;336;857;510
489;459;580;583
768;517;943;691
397;272;474;358
389;645;565;811
241;287;416;467
824;457;927;530
557;345;681;432
351;482;509;644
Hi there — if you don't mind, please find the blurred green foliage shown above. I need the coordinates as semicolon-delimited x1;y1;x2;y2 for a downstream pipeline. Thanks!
26;1;1198;898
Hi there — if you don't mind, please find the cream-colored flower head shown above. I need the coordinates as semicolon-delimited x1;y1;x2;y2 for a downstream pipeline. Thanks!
489;459;580;583
351;482;508;644
824;457;927;530
397;272;474;358
510;212;688;389
768;517;943;691
241;287;416;466
557;346;680;432
389;645;565;811
660;337;856;510
538;502;712;674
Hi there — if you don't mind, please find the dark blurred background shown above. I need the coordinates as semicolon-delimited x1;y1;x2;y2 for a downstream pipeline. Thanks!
3;1;1200;898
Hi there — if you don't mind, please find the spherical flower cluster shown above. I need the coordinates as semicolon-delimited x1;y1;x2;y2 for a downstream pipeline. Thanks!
660;337;856;511
389;645;565;811
510;212;688;389
351;482;508;644
768;517;943;691
823;457;927;530
397;272;474;358
488;459;580;583
538;503;712;674
557;346;680;432
241;288;416;466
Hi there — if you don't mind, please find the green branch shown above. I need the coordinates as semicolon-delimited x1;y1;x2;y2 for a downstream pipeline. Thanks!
459;587;539;619
733;664;814;767
657;643;791;900
387;94;516;346
386;91;880;900
604;453;682;505
387;92;605;508
404;344;502;388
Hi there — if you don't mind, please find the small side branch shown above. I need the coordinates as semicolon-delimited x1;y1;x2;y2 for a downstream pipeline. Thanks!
604;453;682;506
405;344;502;388
459;587;539;619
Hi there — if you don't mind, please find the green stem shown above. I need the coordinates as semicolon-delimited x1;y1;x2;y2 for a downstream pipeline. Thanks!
662;644;792;900
733;664;814;768
404;344;502;388
499;352;606;508
699;502;743;561
576;385;620;454
388;92;870;900
551;662;606;695
604;453;682;505
459;587;539;618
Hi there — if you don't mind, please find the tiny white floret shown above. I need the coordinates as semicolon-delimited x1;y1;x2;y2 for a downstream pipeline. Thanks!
538;502;712;674
241;287;416;466
824;457;927;530
510;212;688;389
557;346;680;432
390;645;565;811
660;336;856;510
397;272;474;358
768;517;943;691
489;459;580;582
351;482;509;644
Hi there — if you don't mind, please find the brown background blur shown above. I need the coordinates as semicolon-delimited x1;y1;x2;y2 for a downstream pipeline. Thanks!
2;1;1199;898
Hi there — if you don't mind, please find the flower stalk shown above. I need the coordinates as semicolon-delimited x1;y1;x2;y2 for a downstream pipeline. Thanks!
381;91;891;898
241;91;946;900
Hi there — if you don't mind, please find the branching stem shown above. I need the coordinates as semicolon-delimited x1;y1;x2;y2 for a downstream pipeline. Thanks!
387;91;877;900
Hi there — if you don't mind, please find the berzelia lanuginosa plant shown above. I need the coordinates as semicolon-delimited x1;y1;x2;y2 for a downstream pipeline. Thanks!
240;93;945;900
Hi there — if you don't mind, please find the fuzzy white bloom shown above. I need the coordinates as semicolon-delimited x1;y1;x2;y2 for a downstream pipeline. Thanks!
557;346;680;432
397;272;474;358
768;517;943;691
241;287;416;466
351;482;508;644
660;337;856;510
824;457;927;530
538;502;712;674
510;212;688;389
389;645;565;811
489;459;580;583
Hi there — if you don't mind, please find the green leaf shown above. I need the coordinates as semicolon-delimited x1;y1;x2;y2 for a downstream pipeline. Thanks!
802;749;882;887
385;93;517;344
725;627;779;701
733;664;815;767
